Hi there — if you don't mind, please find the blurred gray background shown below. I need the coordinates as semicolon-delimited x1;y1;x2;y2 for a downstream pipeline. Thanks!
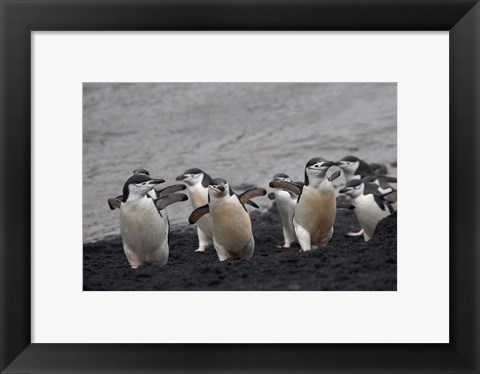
83;83;397;242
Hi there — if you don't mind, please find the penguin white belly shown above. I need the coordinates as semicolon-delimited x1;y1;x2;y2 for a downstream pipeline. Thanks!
189;186;213;239
120;197;169;267
294;186;336;248
196;215;213;240
275;190;296;244
210;199;254;261
353;196;390;241
189;185;208;209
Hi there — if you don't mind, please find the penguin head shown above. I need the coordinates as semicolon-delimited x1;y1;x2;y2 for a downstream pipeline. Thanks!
176;168;212;187
132;168;150;176
273;173;292;182
304;157;334;184
334;155;360;174
208;178;232;199
339;179;364;198
122;174;165;202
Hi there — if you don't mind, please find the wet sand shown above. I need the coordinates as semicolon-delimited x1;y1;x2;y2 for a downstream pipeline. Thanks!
83;207;397;291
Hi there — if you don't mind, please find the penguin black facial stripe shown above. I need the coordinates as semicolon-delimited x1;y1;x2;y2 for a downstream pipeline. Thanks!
134;180;159;187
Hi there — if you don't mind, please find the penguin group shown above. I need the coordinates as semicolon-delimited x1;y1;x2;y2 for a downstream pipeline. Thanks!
107;155;396;268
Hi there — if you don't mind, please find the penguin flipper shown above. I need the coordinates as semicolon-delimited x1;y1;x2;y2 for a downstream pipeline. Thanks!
189;204;210;224
269;180;301;195
239;187;267;205
108;195;123;210
245;200;260;209
373;191;397;213
370;162;388;175
379;176;398;183
157;184;187;197
328;170;341;182
364;182;380;195
381;189;397;203
155;193;188;210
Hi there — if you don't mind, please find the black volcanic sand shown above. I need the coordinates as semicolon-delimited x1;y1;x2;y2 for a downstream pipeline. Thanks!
84;205;396;291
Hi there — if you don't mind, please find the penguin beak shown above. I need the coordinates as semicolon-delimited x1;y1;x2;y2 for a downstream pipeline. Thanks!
176;175;186;181
339;187;349;194
149;179;165;185
333;161;342;166
322;161;334;168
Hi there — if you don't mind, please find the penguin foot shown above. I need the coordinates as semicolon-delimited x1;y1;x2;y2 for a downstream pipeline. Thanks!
347;228;364;237
195;246;206;253
277;242;292;249
127;260;141;269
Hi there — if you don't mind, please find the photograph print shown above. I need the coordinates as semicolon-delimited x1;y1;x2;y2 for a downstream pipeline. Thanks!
83;82;397;291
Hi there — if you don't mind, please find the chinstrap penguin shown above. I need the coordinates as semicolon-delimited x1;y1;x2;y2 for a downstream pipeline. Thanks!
269;173;298;248
118;174;188;268
339;178;396;241
176;168;214;252
188;178;266;261
334;155;387;182
270;158;340;252
334;157;393;236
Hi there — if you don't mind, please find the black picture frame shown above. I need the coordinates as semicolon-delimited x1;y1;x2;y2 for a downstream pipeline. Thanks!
1;1;479;373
